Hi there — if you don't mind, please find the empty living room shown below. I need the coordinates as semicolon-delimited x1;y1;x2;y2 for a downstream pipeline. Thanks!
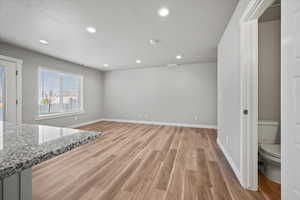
0;0;298;199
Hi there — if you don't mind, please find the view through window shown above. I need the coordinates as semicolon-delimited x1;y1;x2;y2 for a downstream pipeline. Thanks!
39;68;83;116
0;67;4;121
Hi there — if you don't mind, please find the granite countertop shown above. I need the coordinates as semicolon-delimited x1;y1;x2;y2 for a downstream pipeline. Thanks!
0;121;101;179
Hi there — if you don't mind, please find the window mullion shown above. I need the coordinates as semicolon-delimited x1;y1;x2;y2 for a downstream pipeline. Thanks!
38;68;83;117
79;78;82;112
59;74;64;113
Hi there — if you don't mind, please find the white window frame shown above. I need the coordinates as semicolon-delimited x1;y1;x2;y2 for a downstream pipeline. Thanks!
36;67;84;120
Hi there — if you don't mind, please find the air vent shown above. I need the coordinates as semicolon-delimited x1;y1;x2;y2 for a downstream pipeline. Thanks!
166;64;179;68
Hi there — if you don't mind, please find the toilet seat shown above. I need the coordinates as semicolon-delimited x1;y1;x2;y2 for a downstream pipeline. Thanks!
259;144;281;159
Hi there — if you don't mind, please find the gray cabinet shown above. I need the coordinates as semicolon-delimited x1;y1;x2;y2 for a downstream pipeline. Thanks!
0;168;32;200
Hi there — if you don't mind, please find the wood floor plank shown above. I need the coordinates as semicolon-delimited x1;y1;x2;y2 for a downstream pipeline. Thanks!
112;190;133;200
164;164;184;200
123;150;158;192
208;161;232;200
156;149;177;190
32;121;266;200
97;158;142;200
195;148;212;187
258;172;281;200
183;170;198;200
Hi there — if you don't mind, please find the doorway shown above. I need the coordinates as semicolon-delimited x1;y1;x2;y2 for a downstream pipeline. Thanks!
257;2;281;199
239;0;279;191
0;55;22;123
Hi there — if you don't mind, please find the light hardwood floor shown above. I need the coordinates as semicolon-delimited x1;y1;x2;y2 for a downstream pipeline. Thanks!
258;172;281;200
32;121;266;200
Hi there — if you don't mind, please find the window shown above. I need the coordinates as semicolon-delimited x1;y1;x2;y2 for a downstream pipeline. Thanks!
38;68;83;118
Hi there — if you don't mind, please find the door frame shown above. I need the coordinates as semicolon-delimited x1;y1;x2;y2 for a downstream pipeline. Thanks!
239;0;276;190
0;55;22;123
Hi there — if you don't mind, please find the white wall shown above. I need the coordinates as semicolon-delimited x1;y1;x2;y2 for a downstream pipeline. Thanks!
103;63;217;127
0;42;217;128
258;20;281;122
0;42;104;127
217;0;252;179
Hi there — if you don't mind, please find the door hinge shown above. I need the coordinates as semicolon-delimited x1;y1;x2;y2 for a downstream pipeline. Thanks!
16;70;18;76
16;100;18;105
243;109;248;115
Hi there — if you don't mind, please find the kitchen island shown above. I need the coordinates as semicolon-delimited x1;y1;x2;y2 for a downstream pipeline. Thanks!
0;121;101;200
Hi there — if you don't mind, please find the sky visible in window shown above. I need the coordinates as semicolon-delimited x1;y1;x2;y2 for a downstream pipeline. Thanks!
39;70;81;96
0;67;4;121
39;69;82;115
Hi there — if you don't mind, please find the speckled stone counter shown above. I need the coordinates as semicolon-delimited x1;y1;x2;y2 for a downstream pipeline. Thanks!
0;121;101;180
0;121;101;200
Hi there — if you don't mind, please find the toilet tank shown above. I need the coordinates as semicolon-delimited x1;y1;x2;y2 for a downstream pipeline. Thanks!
258;121;280;144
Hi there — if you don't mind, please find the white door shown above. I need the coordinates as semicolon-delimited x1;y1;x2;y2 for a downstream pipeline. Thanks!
240;18;259;189
0;57;21;123
282;0;300;199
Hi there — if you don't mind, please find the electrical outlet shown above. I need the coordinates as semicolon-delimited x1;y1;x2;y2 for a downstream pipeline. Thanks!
194;115;198;121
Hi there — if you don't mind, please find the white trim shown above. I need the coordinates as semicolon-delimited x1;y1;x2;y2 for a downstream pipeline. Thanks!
240;0;275;22
35;111;85;121
217;138;241;182
38;66;83;78
239;0;275;191
101;118;217;129
16;64;22;124
0;55;23;124
68;118;103;128
37;67;84;119
68;118;217;129
0;55;23;65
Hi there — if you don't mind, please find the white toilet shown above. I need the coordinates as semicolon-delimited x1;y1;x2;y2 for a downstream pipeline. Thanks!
258;121;281;184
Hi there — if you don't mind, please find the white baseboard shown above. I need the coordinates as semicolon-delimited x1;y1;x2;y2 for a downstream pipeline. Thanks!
101;118;217;129
68;118;217;129
68;119;103;128
217;138;242;183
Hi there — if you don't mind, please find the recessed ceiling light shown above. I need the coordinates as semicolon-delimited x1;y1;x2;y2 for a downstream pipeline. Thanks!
158;7;170;17
86;26;96;33
136;59;141;64
149;39;160;45
39;39;48;44
176;55;182;59
104;64;109;67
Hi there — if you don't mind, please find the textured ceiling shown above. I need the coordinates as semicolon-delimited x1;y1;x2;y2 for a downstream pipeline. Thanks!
0;0;238;70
